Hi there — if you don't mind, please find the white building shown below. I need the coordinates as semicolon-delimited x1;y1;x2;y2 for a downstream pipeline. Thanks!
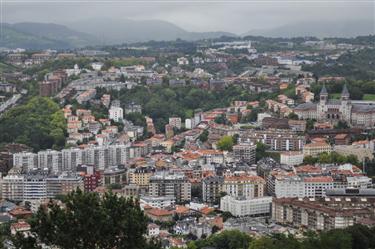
268;175;305;198
13;152;37;171
91;62;104;71
169;117;182;130
280;151;304;166
37;150;63;174
140;196;175;209
257;113;272;125
177;57;189;65
220;195;272;217
147;223;160;237
109;107;124;122
185;118;196;130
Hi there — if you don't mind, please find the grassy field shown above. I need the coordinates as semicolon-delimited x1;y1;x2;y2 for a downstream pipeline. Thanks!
330;93;341;99
330;93;375;101
363;94;375;101
0;62;16;73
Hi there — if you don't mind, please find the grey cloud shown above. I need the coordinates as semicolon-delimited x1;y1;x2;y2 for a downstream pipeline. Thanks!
3;0;374;34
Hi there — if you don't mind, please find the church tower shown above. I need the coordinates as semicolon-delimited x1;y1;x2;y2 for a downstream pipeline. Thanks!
340;84;352;123
317;85;328;120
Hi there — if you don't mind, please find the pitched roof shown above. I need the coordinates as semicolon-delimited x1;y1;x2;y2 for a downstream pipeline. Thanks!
320;85;328;95
341;84;349;96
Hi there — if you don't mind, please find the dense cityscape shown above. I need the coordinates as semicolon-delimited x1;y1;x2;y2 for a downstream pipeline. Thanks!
0;7;374;248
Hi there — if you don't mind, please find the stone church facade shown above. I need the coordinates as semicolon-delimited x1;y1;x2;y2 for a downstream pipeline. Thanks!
294;85;375;128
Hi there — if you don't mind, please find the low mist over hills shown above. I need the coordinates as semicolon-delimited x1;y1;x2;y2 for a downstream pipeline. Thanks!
67;18;237;44
1;18;373;49
0;23;98;49
244;20;374;38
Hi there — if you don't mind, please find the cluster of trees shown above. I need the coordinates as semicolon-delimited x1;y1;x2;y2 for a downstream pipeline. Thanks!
107;85;259;133
0;97;66;152
303;152;359;165
303;48;375;81
12;190;161;249
310;80;375;101
217;135;239;151
187;225;375;249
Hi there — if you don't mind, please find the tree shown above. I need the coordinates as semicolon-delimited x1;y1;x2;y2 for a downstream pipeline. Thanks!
16;189;160;249
288;112;299;120
198;130;209;142
206;230;252;249
217;135;234;151
0;97;66;152
256;142;268;161
335;120;349;129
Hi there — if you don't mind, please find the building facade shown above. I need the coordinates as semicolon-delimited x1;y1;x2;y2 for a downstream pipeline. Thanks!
295;85;375;128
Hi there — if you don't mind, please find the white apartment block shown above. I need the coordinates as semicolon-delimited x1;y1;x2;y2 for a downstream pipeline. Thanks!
38;150;63;174
1;172;83;201
140;196;176;209
268;175;336;198
13;152;37;171
109;107;123;122
169;117;182;129
268;175;305;198
220;195;272;217
13;144;131;174
280;151;304;166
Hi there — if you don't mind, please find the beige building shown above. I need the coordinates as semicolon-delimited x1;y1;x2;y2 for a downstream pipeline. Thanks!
303;142;332;157
222;175;265;199
280;151;304;166
128;167;154;187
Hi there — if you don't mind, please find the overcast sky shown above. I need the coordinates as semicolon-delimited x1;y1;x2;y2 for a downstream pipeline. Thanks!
2;0;375;34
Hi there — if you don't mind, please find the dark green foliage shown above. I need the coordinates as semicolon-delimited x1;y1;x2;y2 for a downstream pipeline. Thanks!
198;130;209;142
0;97;66;152
256;142;268;161
303;152;359;165
288;112;299;120
192;230;252;249
109;85;262;133
335;120;349;129
15;189;160;249
303;48;375;80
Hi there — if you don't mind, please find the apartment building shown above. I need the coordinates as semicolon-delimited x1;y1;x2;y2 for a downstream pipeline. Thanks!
272;197;375;231
169;117;182;130
202;176;224;204
13;144;130;173
303;142;332;157
220;195;272;217
128;167;154;187
109;106;124;122
240;129;305;151
38;150;63;174
2;171;83;201
222;176;265;199
280;151;304;166
233;143;256;164
13;152;37;171
103;166;127;186
149;172;191;203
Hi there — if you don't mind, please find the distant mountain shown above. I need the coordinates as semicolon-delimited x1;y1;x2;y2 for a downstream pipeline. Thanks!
1;20;236;49
243;20;375;38
11;22;99;47
0;25;69;50
67;18;237;44
0;23;97;49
